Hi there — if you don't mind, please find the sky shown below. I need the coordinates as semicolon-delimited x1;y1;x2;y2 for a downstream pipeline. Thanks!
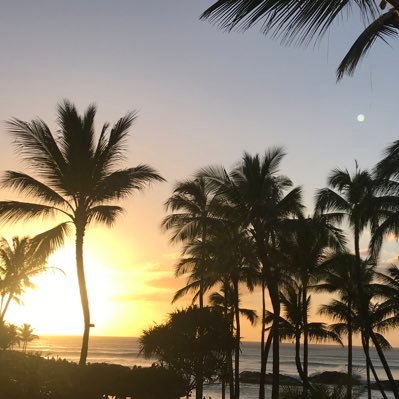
1;1;399;344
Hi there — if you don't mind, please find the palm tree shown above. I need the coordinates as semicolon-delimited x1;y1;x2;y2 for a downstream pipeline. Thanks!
0;100;164;365
314;165;399;397
162;177;224;308
282;214;346;388
210;287;258;399
18;323;38;352
266;281;342;392
0;233;66;322
172;222;258;399
200;0;399;79
201;148;304;399
317;253;390;399
162;177;224;399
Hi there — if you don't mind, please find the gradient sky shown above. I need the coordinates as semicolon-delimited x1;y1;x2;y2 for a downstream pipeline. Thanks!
1;1;399;344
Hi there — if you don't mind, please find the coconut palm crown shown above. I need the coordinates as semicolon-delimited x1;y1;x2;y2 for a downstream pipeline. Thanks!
0;100;165;365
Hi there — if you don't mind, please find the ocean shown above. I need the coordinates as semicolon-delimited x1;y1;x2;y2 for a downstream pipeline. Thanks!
29;336;399;398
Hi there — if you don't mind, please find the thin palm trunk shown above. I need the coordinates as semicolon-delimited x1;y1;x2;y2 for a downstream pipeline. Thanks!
301;285;309;393
259;279;266;399
196;226;207;399
76;224;90;366
295;332;305;383
270;283;280;399
362;333;387;399
369;330;399;399
354;226;397;398
0;291;14;322
347;296;353;399
233;278;240;399
263;325;273;373
364;335;371;399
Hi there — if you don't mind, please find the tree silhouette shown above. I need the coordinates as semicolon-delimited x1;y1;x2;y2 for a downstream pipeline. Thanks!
0;234;65;322
0;100;164;365
18;323;38;352
202;148;303;399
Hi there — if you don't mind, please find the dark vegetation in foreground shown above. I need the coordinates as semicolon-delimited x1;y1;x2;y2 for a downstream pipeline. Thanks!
0;351;187;399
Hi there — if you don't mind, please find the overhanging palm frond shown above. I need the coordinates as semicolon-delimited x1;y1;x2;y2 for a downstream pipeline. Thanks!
337;10;399;80
0;201;59;223
201;0;378;45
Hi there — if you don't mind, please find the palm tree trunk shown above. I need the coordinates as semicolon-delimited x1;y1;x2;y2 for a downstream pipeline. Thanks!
269;282;280;399
364;338;388;399
301;285;309;391
365;334;371;399
295;332;305;379
76;223;90;366
369;329;399;399
222;378;226;399
196;226;207;399
0;291;14;322
347;297;353;399
259;279;266;399
263;325;273;373
233;278;240;399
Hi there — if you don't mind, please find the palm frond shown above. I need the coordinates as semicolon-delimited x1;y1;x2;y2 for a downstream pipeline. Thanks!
0;201;59;223
1;171;70;209
201;0;379;45
29;222;72;261
87;205;124;226
337;10;399;79
94;166;165;203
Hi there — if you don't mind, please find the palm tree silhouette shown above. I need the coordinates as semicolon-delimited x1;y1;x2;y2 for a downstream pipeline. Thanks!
266;281;342;393
317;253;390;399
0;234;66;322
314;165;399;397
202;148;303;399
0;100;164;365
282;214;346;389
18;323;38;352
162;177;224;399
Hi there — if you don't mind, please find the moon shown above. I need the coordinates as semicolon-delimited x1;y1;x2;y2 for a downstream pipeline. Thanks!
357;114;365;122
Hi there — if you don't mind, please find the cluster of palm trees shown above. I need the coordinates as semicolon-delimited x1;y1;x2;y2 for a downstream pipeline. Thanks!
0;322;38;352
162;146;399;399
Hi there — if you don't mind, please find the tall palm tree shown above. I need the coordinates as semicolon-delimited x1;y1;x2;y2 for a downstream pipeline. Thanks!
282;214;346;388
0;100;164;365
18;323;38;352
200;0;399;79
162;177;225;399
173;222;258;399
201;148;304;399
210;287;258;399
266;281;342;392
317;253;390;399
314;166;399;397
0;233;67;322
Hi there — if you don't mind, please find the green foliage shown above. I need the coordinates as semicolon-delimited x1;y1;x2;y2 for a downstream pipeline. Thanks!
140;306;234;390
0;351;186;399
0;322;19;350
